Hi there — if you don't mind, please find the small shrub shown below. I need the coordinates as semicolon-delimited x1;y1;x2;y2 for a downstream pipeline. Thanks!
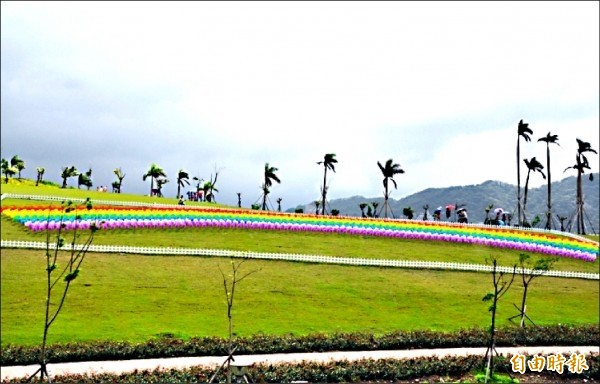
2;324;597;366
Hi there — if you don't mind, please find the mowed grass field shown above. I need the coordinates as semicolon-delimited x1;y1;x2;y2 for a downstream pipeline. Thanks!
1;181;599;347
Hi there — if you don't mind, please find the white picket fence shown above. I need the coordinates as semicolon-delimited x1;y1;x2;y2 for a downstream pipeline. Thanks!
2;240;598;280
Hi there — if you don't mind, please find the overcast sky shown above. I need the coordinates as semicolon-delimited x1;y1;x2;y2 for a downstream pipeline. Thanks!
1;1;598;210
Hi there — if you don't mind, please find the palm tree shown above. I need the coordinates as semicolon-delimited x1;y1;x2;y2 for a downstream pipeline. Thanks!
155;178;169;197
371;202;379;218
237;193;242;208
143;163;167;196
205;170;221;203
516;120;533;226
538;132;559;230
60;166;79;188
317;153;337;215
113;168;126;193
422;204;429;221
1;158;17;183
359;203;367;218
522;157;545;226
377;159;405;218
564;139;597;234
10;155;25;180
557;215;568;232
77;168;93;190
262;163;280;210
176;169;190;199
202;180;218;202
36;167;45;186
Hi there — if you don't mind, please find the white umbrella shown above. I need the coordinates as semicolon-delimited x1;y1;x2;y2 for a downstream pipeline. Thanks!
494;208;504;215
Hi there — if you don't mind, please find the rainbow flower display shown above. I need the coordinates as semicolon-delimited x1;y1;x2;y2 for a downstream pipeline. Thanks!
1;204;598;262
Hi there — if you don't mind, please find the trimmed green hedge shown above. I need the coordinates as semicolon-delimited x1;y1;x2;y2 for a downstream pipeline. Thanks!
4;354;599;383
2;324;598;366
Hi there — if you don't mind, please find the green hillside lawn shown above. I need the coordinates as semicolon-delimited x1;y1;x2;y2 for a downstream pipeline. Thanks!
2;248;598;347
1;180;599;347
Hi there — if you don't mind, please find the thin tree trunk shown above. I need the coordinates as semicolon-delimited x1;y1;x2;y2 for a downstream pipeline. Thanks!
545;144;552;230
486;283;499;381
384;184;389;218
517;137;522;226
227;305;233;384
523;170;531;224
489;294;498;378
520;282;529;328
322;166;327;215
40;257;53;381
577;169;584;234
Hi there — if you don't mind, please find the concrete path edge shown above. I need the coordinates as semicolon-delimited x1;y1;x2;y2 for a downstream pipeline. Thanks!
2;346;599;381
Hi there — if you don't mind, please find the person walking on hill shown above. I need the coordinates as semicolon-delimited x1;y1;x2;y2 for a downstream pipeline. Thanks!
457;208;468;224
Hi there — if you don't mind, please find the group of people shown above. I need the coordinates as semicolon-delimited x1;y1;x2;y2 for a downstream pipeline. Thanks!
432;207;468;224
186;190;204;202
171;196;510;225
431;206;513;226
490;210;511;226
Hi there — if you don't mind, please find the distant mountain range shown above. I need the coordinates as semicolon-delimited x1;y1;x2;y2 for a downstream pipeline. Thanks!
289;174;599;233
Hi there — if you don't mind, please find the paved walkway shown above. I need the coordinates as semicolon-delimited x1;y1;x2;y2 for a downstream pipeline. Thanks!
2;346;598;381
